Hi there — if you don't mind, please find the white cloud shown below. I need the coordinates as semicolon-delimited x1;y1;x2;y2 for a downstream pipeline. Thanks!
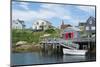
40;4;54;8
12;10;33;21
37;9;56;19
12;9;55;21
12;1;30;10
40;4;71;19
76;6;95;13
12;2;95;27
62;16;70;19
12;3;71;22
19;2;29;10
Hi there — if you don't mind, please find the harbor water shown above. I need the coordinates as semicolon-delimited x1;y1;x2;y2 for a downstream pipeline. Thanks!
11;50;96;66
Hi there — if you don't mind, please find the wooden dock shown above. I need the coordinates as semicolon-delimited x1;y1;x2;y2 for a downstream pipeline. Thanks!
39;38;96;52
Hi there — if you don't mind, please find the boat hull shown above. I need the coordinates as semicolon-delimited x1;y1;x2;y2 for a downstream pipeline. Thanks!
63;48;87;55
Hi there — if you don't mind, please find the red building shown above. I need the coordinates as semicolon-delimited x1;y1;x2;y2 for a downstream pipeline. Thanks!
65;32;74;40
60;20;72;30
62;27;80;40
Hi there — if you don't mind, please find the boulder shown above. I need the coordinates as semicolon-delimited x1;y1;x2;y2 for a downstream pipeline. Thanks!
16;41;27;46
32;42;36;45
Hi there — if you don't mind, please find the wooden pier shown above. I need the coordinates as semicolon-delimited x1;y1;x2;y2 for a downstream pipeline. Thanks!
39;38;96;53
72;38;95;50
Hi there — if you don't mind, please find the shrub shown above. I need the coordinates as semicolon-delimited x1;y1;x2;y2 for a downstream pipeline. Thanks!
45;28;56;34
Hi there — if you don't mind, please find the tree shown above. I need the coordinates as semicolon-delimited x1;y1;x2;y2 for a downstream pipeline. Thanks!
17;19;25;29
45;28;56;34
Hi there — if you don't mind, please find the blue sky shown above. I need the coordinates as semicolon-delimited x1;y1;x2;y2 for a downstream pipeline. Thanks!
12;1;95;28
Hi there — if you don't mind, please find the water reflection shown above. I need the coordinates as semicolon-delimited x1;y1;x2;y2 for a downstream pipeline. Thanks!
63;55;86;62
11;49;96;66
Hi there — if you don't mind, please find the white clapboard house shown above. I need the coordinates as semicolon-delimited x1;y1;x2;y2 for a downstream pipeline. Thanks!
12;19;25;29
32;19;52;31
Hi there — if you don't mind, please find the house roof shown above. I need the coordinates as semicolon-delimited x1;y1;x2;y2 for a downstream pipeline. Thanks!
33;19;52;24
60;20;72;29
79;22;86;26
78;16;95;26
61;24;72;29
63;27;81;33
87;16;95;23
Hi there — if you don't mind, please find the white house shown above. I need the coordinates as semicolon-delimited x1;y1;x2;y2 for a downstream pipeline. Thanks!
32;19;52;31
12;19;23;29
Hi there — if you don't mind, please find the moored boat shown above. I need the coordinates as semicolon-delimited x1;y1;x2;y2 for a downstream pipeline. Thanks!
63;48;87;55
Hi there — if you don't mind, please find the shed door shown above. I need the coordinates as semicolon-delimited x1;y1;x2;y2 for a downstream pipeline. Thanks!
65;33;68;40
65;32;74;40
71;32;74;39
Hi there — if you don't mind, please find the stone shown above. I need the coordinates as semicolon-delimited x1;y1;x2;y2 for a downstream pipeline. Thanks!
16;41;27;46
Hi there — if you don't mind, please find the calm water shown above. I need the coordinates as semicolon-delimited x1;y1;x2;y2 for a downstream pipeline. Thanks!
11;51;96;66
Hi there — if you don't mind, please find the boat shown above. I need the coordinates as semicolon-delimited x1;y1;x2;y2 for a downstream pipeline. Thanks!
63;48;87;55
60;40;88;55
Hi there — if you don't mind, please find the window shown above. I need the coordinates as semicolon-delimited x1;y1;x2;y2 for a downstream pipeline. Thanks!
68;33;71;39
42;22;44;25
89;21;92;24
37;22;39;25
86;26;89;30
15;22;18;24
91;26;95;30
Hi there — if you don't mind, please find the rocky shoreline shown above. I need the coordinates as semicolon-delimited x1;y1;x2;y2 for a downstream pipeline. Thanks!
12;41;42;53
12;41;96;54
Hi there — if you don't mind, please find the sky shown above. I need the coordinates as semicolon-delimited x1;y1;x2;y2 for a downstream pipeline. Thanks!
12;1;95;28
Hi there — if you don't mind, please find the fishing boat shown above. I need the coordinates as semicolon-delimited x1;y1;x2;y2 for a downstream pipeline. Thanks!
60;40;88;55
63;48;87;55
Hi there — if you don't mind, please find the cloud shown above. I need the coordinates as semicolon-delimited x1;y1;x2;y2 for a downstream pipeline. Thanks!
76;6;95;14
12;10;34;21
19;2;29;10
40;4;71;19
12;1;30;10
12;3;71;22
12;2;95;27
12;9;56;21
78;6;95;11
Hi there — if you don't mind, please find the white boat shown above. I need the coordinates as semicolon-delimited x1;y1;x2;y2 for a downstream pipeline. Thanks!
63;48;87;55
60;39;88;55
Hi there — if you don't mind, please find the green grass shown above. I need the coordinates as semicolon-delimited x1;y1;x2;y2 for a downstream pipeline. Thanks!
12;29;60;46
12;29;44;44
